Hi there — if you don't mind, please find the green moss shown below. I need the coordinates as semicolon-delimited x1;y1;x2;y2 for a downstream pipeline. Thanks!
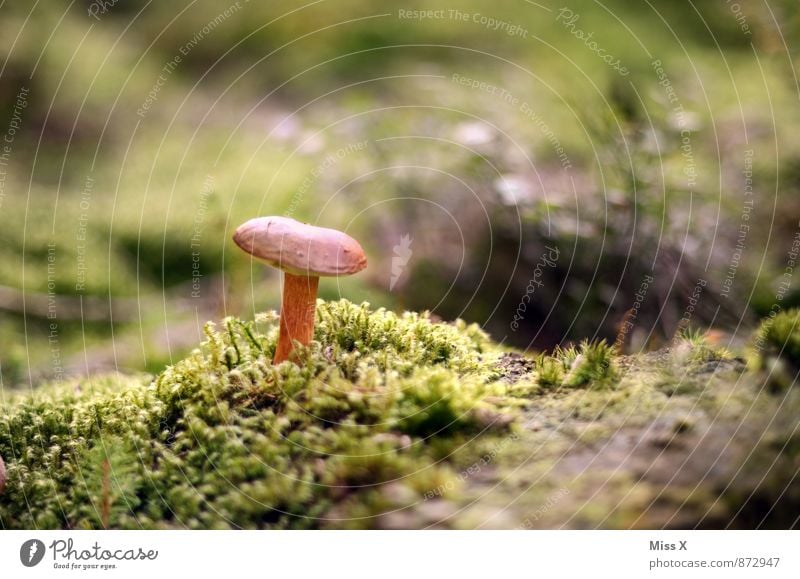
534;353;565;389
533;339;617;390
755;309;800;366
1;302;797;529
0;301;531;529
562;340;618;388
673;328;734;365
751;309;800;390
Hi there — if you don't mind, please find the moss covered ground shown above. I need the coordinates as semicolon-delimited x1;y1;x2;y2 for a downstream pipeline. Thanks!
1;301;798;529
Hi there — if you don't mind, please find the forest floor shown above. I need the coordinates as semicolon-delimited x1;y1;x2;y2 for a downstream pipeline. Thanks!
1;301;798;529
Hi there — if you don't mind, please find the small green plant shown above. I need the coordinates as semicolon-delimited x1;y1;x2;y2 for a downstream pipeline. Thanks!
534;353;565;389
76;436;142;529
533;340;617;390
562;340;618;388
673;328;733;365
755;309;800;367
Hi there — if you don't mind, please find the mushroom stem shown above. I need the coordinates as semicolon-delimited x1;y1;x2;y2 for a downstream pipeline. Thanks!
274;273;319;364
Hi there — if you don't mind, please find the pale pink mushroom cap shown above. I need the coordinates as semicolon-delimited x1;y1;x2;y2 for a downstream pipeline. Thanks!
233;216;367;277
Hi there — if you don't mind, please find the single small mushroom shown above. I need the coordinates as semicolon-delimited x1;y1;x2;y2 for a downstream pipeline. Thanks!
233;216;367;364
0;453;5;495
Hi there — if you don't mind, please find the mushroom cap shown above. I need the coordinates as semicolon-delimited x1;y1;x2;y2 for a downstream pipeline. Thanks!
233;216;367;277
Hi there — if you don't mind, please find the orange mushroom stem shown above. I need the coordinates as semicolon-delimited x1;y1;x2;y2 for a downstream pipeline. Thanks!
274;272;319;363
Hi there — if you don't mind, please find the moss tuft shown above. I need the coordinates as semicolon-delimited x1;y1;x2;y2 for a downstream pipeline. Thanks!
562;340;618;388
755;309;800;367
534;339;617;390
673;328;733;366
751;309;800;390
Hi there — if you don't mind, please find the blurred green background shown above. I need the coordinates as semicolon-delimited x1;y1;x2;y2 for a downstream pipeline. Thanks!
0;0;798;387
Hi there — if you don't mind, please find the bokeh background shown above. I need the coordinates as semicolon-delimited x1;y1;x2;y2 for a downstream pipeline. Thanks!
0;0;798;388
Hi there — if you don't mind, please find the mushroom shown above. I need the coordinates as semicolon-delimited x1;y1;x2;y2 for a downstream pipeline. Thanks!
233;216;367;364
0;453;5;495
